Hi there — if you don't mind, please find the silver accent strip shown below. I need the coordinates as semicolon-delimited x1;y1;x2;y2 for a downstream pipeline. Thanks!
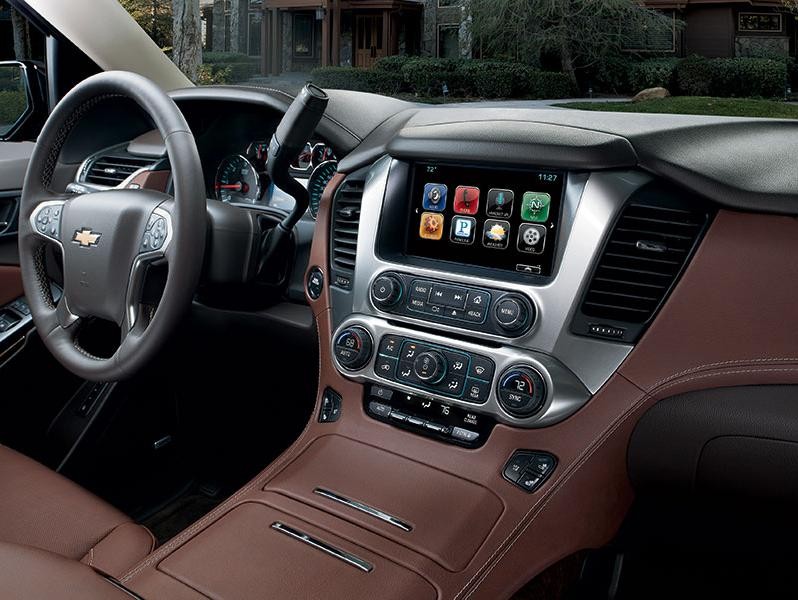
124;206;173;331
333;314;590;428
314;488;413;532
347;157;650;394
270;522;373;572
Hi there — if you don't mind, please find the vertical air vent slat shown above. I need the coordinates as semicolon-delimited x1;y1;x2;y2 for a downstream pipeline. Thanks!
574;193;711;342
329;178;365;289
84;155;156;186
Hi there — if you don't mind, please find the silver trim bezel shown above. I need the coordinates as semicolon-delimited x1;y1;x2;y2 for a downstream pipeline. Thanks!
313;488;413;532
270;522;373;572
332;314;591;428
341;156;650;394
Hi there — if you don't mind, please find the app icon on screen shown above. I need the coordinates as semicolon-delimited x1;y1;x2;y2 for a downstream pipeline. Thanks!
450;216;476;245
422;183;447;211
517;224;546;254
454;186;480;215
482;219;510;249
486;189;514;218
521;192;551;222
419;212;445;240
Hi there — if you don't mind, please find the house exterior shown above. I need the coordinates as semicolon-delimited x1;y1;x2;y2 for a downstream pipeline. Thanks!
640;1;796;58
200;1;797;77
201;0;469;75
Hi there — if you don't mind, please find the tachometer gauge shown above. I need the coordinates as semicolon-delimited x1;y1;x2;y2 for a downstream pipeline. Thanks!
307;160;338;218
311;143;336;165
214;155;261;204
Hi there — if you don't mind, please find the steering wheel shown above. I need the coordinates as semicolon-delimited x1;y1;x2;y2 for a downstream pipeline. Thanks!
18;71;206;381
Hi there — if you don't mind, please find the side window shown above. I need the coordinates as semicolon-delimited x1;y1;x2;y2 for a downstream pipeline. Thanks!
0;3;46;62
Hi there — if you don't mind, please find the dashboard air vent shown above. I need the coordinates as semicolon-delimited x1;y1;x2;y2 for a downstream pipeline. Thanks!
329;178;365;290
84;155;155;187
573;186;712;343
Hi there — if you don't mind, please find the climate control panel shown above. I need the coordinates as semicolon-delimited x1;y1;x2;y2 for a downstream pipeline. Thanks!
369;272;535;337
373;335;495;403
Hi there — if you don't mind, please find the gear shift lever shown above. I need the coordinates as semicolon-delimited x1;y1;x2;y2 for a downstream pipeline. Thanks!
259;83;329;279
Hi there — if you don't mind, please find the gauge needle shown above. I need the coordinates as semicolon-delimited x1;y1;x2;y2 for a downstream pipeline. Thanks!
215;183;249;192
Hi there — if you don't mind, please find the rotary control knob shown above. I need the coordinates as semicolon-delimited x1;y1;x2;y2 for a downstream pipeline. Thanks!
334;326;373;371
370;275;403;308
494;294;534;333
497;366;546;418
412;350;447;384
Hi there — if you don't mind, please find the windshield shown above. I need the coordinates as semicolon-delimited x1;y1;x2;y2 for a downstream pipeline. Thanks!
9;1;798;118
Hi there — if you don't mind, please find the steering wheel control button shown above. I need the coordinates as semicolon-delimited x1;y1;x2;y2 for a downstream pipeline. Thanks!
503;451;558;492
498;366;547;418
306;267;324;300
141;213;170;252
370;275;402;308
413;350;447;383
33;203;64;241
318;388;342;423
334;326;373;371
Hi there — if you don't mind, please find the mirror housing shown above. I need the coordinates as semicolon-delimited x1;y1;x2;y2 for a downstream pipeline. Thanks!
0;60;47;141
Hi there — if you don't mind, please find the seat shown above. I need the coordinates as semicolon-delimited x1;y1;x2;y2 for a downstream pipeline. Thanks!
0;541;136;600
0;444;155;578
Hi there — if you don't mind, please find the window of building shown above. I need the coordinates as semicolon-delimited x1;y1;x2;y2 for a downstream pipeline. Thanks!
622;10;676;52
248;11;262;57
293;13;314;58
438;0;461;7
438;24;459;58
738;12;782;33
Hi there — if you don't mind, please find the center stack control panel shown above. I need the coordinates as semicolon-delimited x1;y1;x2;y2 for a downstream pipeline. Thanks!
369;272;536;337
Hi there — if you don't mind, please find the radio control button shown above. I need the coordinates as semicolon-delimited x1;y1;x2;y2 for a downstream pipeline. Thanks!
371;275;403;307
429;284;468;309
409;280;432;299
466;290;490;310
494;294;534;333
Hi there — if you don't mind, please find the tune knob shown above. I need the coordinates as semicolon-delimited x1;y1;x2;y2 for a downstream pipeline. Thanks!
334;326;373;371
371;275;403;308
412;350;447;384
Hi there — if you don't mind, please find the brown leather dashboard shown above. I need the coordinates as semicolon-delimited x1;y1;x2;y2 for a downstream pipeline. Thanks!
118;174;798;599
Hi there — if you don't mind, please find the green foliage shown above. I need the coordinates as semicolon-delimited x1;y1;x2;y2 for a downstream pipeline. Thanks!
676;56;787;98
198;64;233;85
312;60;574;100
200;53;260;83
586;52;636;94
118;0;172;49
202;52;258;64
629;58;680;92
0;90;28;132
373;55;415;73
310;67;404;95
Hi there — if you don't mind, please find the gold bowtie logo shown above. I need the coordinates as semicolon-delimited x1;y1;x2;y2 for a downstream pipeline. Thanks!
72;228;102;248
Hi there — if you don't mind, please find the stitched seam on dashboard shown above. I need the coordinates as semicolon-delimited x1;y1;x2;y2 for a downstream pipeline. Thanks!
646;358;798;389
458;365;798;599
119;310;328;583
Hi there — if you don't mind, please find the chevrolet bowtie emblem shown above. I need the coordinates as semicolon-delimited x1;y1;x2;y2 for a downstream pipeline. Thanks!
72;228;102;248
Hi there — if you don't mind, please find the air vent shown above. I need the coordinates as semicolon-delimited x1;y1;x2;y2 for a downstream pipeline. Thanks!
84;155;156;187
329;178;364;289
573;189;711;343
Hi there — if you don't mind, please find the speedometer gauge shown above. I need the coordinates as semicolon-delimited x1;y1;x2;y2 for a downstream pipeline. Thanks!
307;160;338;218
215;155;261;204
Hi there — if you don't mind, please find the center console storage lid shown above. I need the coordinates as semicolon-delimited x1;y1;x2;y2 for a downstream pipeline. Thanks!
266;435;504;572
159;502;437;600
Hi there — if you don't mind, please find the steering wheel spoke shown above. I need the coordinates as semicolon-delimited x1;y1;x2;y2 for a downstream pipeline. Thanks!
124;206;173;332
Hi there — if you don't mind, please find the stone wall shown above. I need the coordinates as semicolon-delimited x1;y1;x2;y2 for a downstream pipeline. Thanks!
422;0;467;57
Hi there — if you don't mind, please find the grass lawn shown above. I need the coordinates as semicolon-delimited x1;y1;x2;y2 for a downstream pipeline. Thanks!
554;96;798;119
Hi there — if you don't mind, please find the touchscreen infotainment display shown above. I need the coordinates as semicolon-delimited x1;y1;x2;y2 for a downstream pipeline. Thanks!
405;163;564;277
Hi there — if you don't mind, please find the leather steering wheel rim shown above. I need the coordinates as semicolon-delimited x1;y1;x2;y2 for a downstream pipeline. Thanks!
18;71;206;381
